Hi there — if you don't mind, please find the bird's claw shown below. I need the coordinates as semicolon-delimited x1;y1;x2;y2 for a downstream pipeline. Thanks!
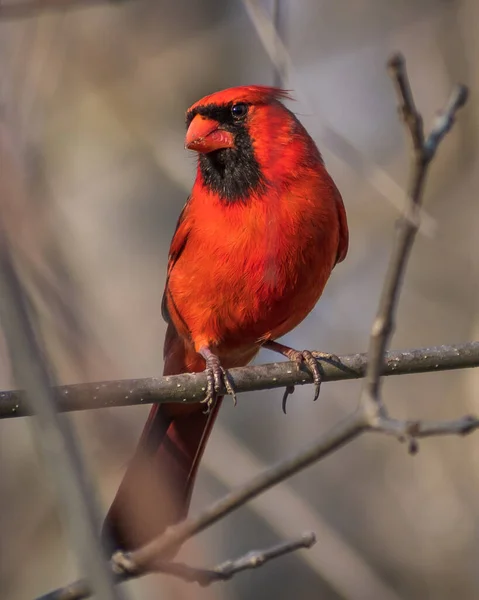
201;352;236;414
282;385;295;414
283;350;338;413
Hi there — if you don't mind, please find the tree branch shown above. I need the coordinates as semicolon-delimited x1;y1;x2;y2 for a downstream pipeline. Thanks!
35;533;316;599
128;413;365;565
1;341;478;419
371;415;479;455
36;397;478;600
361;53;469;421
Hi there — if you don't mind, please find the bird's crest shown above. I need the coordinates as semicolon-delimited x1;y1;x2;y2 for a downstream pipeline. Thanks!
188;86;293;112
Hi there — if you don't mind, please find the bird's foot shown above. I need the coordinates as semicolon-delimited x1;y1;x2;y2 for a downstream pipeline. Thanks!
284;349;338;407
263;341;338;413
199;347;236;413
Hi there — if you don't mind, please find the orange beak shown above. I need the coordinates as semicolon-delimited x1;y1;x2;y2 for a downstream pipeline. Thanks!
185;115;235;153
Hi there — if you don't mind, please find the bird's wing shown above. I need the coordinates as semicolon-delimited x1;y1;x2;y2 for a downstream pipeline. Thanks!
161;199;192;323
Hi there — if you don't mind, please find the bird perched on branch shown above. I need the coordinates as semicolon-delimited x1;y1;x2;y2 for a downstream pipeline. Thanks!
102;86;348;553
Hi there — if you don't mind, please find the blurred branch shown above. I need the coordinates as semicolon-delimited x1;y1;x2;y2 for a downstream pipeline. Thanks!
36;533;316;599
0;126;124;600
34;405;479;600
124;412;478;568
271;0;288;87
127;413;364;563
371;415;478;455
1;341;478;418
242;0;437;236
0;0;126;20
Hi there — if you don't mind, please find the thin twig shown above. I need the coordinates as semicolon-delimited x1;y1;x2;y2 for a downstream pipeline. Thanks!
128;413;365;566
206;425;404;600
208;532;316;582
35;533;316;599
372;415;479;446
34;407;479;600
1;341;478;418
242;0;437;236
387;54;424;152
127;409;478;569
362;53;469;416
424;84;469;159
115;531;316;585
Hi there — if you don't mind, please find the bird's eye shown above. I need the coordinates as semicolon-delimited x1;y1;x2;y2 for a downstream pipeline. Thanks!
231;103;248;120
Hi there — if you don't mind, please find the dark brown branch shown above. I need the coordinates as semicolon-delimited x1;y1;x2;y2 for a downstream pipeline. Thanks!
362;53;469;415
1;341;478;419
35;533;316;599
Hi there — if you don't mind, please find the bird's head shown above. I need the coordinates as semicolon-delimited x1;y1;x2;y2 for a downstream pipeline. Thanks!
185;86;318;202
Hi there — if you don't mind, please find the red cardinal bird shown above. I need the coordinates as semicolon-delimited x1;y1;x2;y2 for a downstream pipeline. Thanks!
102;85;348;552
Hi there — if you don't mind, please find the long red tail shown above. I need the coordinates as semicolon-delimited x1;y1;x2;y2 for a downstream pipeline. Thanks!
102;324;221;553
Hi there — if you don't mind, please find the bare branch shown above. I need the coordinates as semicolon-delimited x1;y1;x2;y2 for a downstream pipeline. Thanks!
118;412;478;571
1;341;478;419
208;532;316;582
35;533;316;599
362;53;469;414
127;413;365;565
387;54;424;151
37;405;478;600
371;415;479;446
424;84;469;159
115;531;316;585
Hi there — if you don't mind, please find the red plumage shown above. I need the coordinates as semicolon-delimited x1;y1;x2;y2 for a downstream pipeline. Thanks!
102;86;348;552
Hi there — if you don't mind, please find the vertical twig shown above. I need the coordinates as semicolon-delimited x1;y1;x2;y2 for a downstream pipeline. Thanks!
361;53;468;420
272;0;287;87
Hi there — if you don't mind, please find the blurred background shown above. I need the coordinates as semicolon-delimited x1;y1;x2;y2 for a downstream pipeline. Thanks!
1;1;478;599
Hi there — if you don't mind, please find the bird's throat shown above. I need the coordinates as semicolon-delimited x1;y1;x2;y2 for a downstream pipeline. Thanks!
198;137;264;203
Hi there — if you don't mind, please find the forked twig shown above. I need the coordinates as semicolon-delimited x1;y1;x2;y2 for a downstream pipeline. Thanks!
361;54;469;423
36;534;316;599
